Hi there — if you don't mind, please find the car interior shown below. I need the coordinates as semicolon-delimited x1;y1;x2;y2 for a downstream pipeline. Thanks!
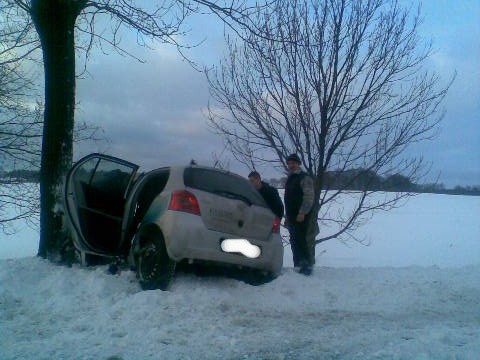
73;159;135;254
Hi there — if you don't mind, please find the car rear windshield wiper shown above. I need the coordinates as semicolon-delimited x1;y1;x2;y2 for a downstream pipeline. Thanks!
214;190;252;206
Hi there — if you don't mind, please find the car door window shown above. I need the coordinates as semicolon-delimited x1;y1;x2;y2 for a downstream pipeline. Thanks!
84;159;135;217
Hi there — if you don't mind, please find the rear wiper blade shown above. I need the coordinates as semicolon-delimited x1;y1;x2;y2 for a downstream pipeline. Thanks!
214;190;252;206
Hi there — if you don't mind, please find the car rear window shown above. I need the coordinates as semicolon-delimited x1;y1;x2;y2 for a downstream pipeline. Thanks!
184;168;267;207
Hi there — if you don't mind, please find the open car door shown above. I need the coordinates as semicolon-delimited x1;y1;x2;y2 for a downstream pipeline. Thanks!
65;153;139;257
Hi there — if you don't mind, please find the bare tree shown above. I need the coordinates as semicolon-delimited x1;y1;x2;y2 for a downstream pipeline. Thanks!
0;16;42;233
207;0;453;247
0;65;42;168
0;9;102;235
1;0;271;260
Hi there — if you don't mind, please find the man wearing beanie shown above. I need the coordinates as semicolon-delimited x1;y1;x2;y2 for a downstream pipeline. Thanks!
284;154;315;275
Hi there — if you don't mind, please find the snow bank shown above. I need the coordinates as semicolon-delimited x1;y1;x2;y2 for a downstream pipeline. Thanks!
1;192;479;359
1;257;479;359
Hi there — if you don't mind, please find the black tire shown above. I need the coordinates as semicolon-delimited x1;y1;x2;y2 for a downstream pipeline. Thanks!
136;231;176;291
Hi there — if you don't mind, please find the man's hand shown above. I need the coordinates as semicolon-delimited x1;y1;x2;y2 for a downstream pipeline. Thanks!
296;213;305;222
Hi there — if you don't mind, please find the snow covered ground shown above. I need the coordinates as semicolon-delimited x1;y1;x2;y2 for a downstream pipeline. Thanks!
1;193;479;359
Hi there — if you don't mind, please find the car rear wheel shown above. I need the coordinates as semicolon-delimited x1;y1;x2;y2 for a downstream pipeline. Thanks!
136;230;176;291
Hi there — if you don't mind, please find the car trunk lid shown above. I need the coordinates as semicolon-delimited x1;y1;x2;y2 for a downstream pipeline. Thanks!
183;167;275;240
196;190;274;239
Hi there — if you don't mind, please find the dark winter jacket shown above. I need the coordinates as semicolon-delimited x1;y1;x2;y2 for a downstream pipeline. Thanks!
284;171;314;220
258;181;284;218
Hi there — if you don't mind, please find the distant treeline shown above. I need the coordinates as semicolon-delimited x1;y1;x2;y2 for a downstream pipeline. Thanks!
0;169;40;183
1;168;479;196
268;169;480;196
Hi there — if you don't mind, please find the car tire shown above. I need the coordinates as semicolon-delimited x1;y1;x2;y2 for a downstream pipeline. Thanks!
136;231;176;291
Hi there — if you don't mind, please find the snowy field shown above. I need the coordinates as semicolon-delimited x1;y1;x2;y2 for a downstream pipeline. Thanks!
1;193;479;359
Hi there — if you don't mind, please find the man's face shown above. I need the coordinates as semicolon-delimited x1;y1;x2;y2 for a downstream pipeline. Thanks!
287;160;300;173
248;176;262;190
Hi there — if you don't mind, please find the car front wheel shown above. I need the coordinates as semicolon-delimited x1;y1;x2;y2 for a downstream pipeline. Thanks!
136;230;176;291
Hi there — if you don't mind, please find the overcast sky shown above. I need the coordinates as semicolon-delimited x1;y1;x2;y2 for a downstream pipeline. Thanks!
74;0;480;187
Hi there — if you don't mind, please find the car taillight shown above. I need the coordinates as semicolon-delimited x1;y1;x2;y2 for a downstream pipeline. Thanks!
169;190;201;216
272;217;281;233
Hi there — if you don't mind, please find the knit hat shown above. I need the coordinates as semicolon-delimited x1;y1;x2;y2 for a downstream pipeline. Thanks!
286;153;301;163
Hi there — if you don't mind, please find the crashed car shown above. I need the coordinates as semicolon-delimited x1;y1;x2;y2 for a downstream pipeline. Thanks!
64;153;283;290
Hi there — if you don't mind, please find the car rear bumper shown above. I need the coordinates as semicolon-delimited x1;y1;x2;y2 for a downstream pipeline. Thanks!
156;212;284;275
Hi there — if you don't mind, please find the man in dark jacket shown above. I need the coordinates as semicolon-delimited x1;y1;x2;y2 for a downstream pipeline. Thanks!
248;171;284;219
284;154;315;275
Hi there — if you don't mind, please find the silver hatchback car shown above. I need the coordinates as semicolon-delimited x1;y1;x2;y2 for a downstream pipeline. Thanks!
64;153;283;290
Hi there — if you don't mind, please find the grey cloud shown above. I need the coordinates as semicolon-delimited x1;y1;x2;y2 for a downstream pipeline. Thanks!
72;6;479;186
75;49;224;170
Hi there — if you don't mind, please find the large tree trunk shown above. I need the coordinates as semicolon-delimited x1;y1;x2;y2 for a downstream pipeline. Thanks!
31;0;84;260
